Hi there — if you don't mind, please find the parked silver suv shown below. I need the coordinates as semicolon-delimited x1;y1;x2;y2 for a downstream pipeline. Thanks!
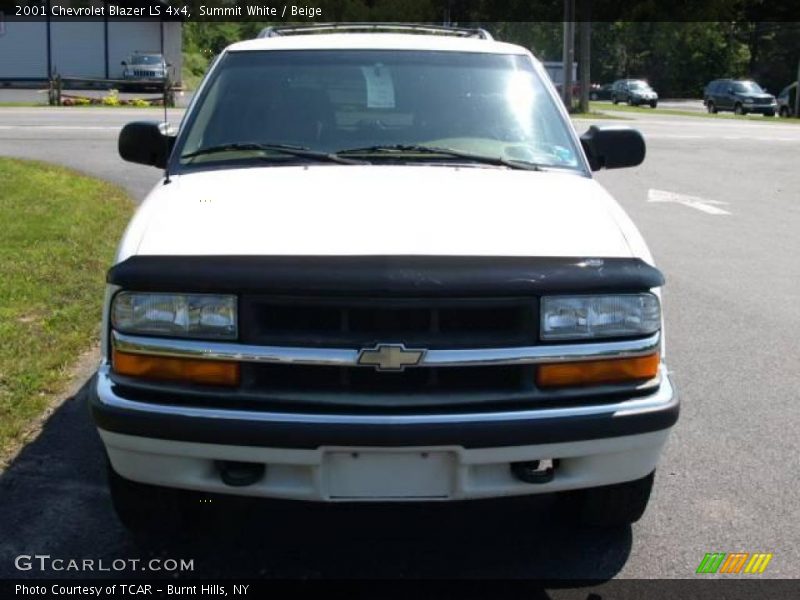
121;52;168;83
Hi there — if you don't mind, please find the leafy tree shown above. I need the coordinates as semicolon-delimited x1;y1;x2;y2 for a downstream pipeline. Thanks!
181;9;800;98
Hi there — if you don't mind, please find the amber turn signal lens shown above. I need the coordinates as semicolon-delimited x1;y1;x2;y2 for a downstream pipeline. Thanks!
536;352;660;388
112;349;240;386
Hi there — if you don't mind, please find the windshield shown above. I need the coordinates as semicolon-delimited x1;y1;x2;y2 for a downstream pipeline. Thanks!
629;81;651;90
733;81;764;94
176;50;582;171
131;55;162;65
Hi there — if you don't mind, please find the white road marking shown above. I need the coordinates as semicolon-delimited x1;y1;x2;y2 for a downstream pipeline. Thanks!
648;188;732;215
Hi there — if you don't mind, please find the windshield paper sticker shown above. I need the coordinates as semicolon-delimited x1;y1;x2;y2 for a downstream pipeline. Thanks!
361;65;396;109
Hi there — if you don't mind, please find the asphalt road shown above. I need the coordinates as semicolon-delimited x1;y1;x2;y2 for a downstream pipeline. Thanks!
593;98;707;112
1;107;799;580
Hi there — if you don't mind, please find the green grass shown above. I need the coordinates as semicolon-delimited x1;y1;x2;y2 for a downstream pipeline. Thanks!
591;101;800;123
0;158;133;458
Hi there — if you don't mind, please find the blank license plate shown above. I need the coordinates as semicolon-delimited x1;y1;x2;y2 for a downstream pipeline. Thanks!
323;451;455;500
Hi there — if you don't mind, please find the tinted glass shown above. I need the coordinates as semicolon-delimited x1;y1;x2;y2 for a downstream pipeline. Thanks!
733;81;764;94
177;50;582;171
131;55;162;65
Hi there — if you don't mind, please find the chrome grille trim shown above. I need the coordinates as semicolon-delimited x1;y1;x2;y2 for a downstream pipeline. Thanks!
112;331;661;368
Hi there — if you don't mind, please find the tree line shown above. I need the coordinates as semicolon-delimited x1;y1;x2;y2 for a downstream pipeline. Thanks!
184;19;800;97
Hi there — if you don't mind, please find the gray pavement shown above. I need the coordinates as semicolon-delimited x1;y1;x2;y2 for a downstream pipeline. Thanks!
0;107;180;199
592;98;708;112
1;107;799;579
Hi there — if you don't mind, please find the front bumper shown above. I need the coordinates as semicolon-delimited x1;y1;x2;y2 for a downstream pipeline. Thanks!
742;103;777;113
91;366;678;500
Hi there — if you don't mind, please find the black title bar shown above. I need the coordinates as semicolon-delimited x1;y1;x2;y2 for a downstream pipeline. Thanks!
1;0;799;22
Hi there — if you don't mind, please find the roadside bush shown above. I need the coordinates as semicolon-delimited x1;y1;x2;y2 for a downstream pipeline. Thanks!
74;97;91;106
102;89;120;106
131;98;151;108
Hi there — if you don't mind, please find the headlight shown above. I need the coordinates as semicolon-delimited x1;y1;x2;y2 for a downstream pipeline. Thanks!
112;292;237;339
541;294;660;340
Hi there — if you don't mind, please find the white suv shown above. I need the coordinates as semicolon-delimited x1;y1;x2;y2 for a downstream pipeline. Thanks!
94;24;677;534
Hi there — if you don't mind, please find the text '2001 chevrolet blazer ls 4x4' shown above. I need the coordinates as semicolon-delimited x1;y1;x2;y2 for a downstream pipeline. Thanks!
92;24;678;534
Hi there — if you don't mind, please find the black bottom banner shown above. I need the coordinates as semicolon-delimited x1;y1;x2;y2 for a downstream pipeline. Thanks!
3;579;799;600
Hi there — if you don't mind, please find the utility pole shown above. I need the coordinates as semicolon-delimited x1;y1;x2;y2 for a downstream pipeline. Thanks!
795;56;800;118
562;0;575;111
578;16;591;113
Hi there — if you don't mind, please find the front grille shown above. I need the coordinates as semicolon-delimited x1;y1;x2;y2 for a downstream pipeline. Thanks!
133;70;159;77
240;296;538;349
233;296;538;403
242;363;532;394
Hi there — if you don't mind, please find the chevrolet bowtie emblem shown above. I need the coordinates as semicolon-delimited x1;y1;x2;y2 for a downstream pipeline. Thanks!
357;344;426;372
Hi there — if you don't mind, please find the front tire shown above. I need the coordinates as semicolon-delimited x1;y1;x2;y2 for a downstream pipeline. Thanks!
734;103;745;115
612;95;618;105
627;96;634;106
707;101;717;114
108;464;186;538
559;471;655;528
650;100;658;108
779;106;789;118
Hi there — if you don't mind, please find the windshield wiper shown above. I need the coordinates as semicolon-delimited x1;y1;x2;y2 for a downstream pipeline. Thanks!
181;142;366;165
335;144;542;171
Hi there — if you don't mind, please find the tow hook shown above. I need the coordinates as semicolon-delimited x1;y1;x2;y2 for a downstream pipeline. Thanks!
510;459;555;484
217;461;266;487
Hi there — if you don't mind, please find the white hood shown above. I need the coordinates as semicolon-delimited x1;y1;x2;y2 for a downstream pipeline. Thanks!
118;166;635;261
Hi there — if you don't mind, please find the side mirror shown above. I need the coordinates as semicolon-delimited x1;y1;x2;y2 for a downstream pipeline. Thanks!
727;87;735;94
580;124;645;171
118;121;175;169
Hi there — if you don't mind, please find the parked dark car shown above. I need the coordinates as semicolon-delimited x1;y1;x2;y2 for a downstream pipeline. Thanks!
611;79;658;108
590;83;614;101
777;82;797;118
704;79;776;116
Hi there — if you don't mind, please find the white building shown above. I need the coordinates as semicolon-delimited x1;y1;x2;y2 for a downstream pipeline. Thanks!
0;1;182;84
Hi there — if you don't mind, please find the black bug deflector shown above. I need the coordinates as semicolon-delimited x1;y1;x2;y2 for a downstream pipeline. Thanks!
107;256;664;296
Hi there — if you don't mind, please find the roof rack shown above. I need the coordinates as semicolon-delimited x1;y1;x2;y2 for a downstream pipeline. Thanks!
257;23;493;41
